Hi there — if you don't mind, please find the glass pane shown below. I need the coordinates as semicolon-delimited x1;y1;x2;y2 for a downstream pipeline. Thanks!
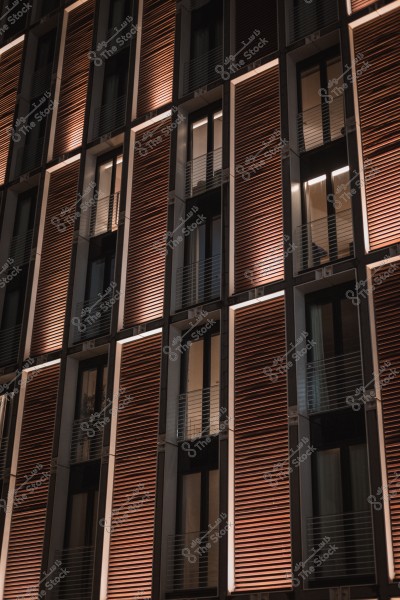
186;340;204;439
78;369;97;418
301;67;323;151
87;258;105;299
207;469;219;586
68;493;88;547
209;335;220;435
181;473;201;589
191;118;208;194
332;167;353;259
95;161;113;236
304;176;329;268
188;223;206;305
340;298;360;355
316;448;343;516
213;111;223;177
349;444;369;512
327;58;345;141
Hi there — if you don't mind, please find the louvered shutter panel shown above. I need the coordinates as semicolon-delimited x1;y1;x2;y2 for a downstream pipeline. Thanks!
234;296;291;590
235;64;283;293
235;0;277;60
53;0;94;158
0;40;24;185
107;333;162;598
4;363;59;599
353;8;400;249
372;260;400;576
137;0;175;116
124;123;170;327
351;0;376;12
31;160;80;356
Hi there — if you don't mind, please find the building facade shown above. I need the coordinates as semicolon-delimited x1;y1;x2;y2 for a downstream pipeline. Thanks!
0;0;399;598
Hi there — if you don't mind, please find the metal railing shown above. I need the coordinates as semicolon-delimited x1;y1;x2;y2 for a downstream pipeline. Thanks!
72;293;114;343
70;417;104;464
296;209;354;272
177;386;220;442
306;351;363;414
55;545;94;600
297;95;345;153
167;531;218;592
30;64;52;98
183;45;222;94
306;511;375;580
89;192;120;237
0;437;8;479
176;254;221;310
288;0;338;43
92;94;126;139
16;138;45;175
185;148;223;198
0;324;21;366
9;229;33;266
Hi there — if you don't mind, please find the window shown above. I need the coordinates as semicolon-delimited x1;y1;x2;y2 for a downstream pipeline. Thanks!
95;50;128;137
91;152;122;237
187;109;222;197
107;0;131;31
289;0;338;44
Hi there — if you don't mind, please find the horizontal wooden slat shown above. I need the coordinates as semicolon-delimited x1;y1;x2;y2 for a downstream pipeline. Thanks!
124;123;170;327
31;160;80;356
137;0;175;116
353;7;400;249
107;333;162;598
53;0;94;158
4;363;59;598
235;64;283;292
0;40;24;185
234;296;291;591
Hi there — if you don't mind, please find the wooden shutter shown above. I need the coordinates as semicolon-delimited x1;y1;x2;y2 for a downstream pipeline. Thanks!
107;333;161;598
234;295;291;590
0;40;24;185
53;0;94;159
137;0;175;116
234;64;283;293
351;0;376;12
353;7;400;250
372;260;400;577
235;0;277;60
31;160;80;356
4;363;59;598
124;123;170;327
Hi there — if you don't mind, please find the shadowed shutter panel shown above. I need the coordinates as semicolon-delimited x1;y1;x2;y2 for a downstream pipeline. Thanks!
0;40;24;185
234;295;291;590
353;8;400;249
372;260;400;576
124;124;170;327
351;0;376;11
31;160;80;356
107;333;161;598
53;0;94;158
4;363;59;599
235;64;283;293
235;0;277;60
137;0;175;116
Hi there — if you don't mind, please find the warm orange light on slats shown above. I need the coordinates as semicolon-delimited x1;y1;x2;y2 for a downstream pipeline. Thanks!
353;8;400;249
107;333;162;598
31;161;80;356
351;0;376;11
235;64;284;293
234;296;291;590
4;363;60;597
0;40;24;185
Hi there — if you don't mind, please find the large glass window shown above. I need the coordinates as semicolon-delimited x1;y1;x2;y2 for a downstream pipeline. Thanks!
188;109;223;196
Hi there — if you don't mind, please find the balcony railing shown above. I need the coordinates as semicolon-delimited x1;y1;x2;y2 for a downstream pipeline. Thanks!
288;0;338;44
177;386;220;442
70;417;103;464
30;64;52;98
72;293;114;344
176;254;221;311
16;138;45;175
92;94;126;139
183;45;223;94
306;511;375;580
0;437;8;479
296;209;354;273
298;95;345;153
89;192;120;237
0;324;21;367
167;531;218;593
9;229;33;266
306;351;363;414
185;148;223;198
55;545;94;600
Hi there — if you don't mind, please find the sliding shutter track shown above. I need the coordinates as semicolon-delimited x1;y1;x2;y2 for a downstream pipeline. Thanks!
234;296;291;590
0;39;24;185
353;6;400;250
124;122;170;327
137;0;175;116
53;0;95;159
107;333;162;598
234;64;284;293
372;260;400;577
31;160;80;356
4;363;59;599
